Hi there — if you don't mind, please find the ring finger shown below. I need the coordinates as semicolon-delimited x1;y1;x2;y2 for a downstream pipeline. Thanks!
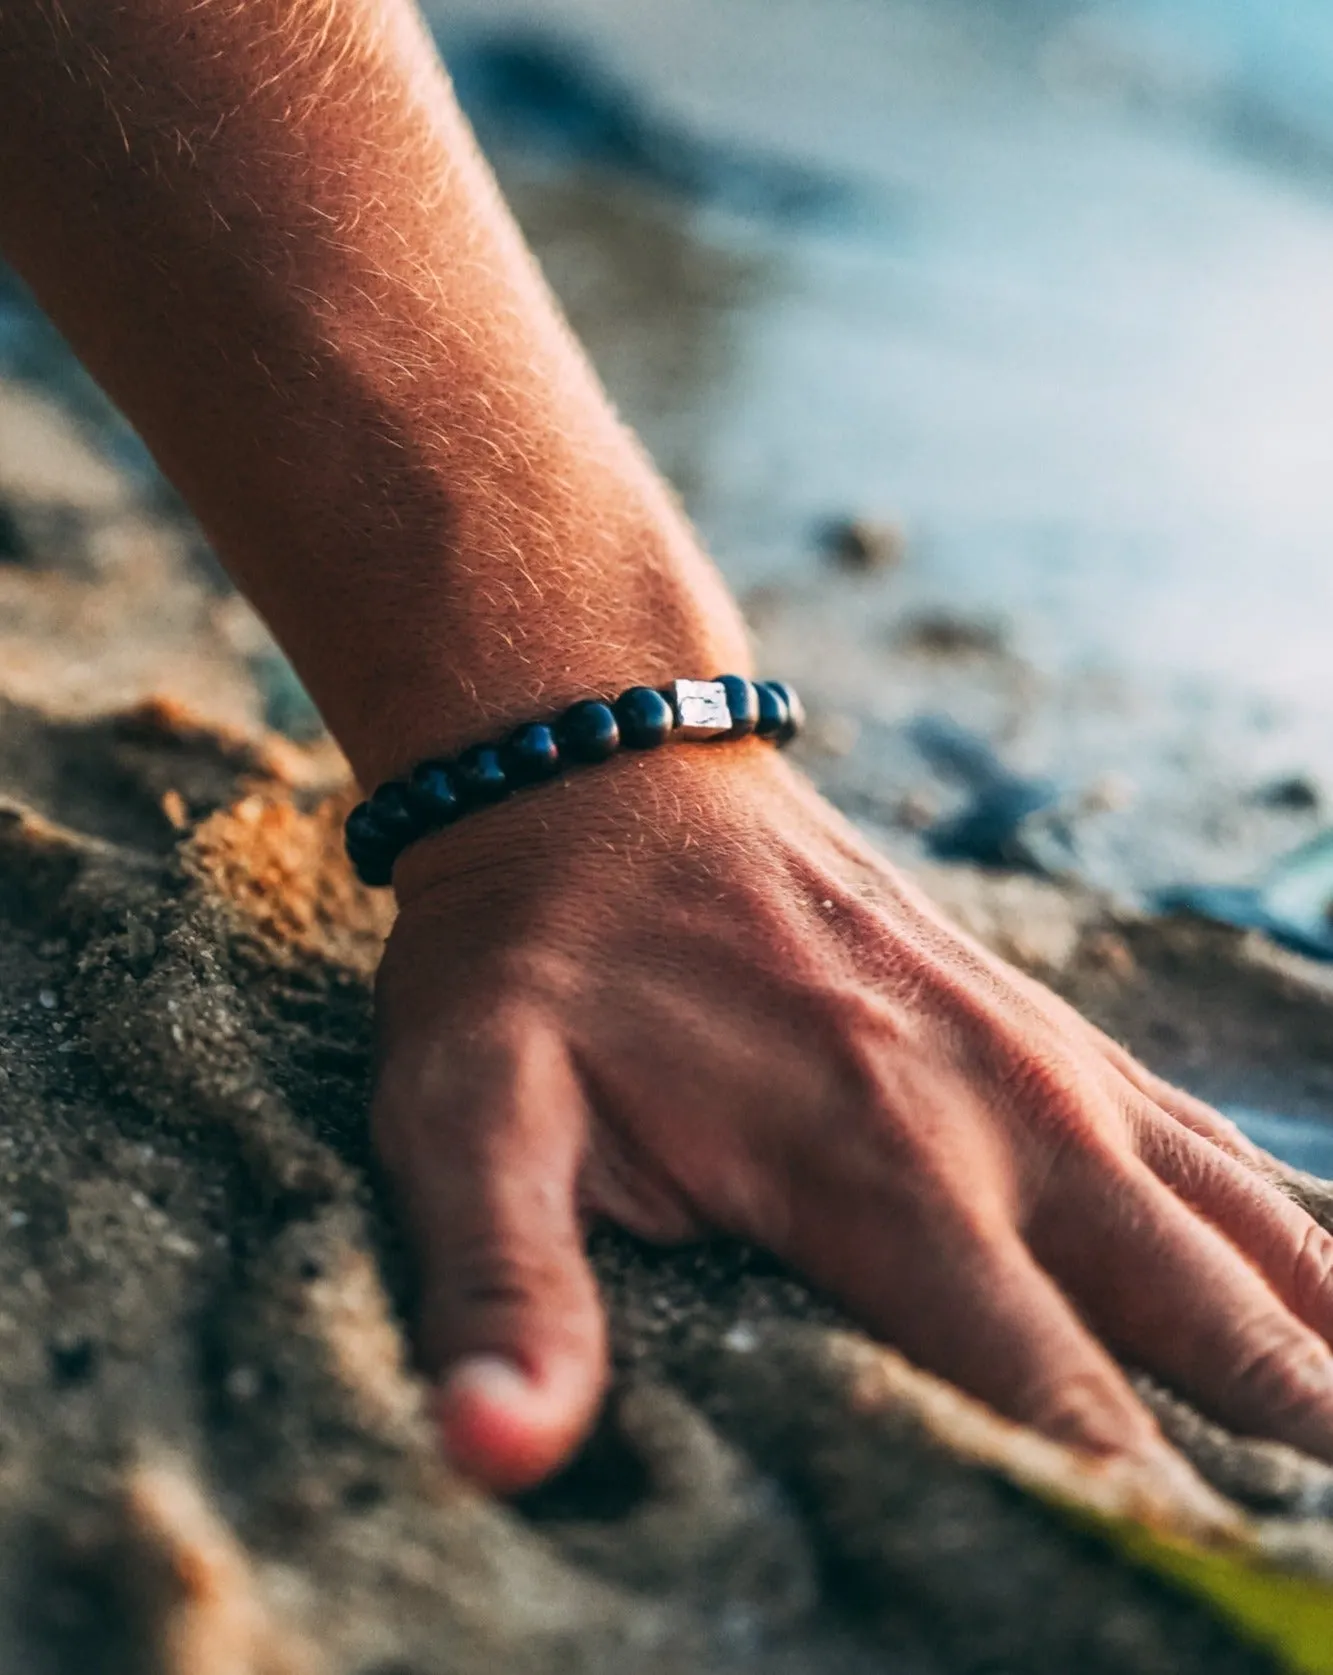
1036;1142;1333;1458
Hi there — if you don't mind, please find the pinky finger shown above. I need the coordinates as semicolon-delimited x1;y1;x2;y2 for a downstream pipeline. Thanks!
773;1175;1165;1464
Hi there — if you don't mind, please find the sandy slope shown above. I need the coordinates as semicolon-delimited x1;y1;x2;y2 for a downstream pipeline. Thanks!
9;392;1333;1672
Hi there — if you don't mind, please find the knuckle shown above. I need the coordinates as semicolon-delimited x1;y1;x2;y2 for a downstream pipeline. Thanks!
1289;1218;1333;1319
1023;1367;1137;1451
940;980;1109;1139
442;1231;564;1316
1229;1318;1333;1419
994;1044;1089;1132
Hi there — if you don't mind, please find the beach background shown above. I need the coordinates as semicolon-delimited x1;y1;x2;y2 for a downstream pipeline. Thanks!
7;2;1333;1669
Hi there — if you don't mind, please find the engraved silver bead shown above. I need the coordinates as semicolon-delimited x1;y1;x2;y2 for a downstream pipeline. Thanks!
667;679;733;740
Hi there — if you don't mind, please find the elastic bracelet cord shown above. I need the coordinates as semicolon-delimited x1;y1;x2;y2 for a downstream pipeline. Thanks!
344;675;805;886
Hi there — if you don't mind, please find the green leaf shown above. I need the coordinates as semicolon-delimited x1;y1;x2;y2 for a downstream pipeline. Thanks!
1079;1510;1333;1673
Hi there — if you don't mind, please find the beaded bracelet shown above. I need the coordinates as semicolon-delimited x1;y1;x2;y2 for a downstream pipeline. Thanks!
344;675;805;886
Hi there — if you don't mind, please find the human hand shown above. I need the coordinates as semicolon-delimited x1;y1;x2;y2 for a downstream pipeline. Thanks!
374;743;1333;1493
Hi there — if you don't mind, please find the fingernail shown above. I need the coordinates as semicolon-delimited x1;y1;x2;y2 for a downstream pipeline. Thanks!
443;1355;532;1412
436;1355;571;1494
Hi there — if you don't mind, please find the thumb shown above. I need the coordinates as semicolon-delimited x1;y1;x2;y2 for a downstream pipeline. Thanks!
376;1017;606;1495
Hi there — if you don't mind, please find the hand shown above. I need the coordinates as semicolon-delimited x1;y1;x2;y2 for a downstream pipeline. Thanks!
373;742;1333;1493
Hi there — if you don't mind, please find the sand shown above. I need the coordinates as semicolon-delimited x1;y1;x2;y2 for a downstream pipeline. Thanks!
9;386;1333;1672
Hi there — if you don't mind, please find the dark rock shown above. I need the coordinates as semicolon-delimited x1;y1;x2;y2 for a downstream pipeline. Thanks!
898;612;1009;659
1254;774;1322;813
909;715;1069;873
820;515;907;572
0;499;27;563
1158;828;1333;962
444;29;864;224
47;1335;98;1388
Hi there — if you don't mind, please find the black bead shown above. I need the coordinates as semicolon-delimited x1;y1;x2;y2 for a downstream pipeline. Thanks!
345;801;398;887
615;685;675;749
344;800;381;851
765;680;806;744
556;699;620;763
352;848;395;888
407;760;462;826
454;744;509;804
716;674;759;738
754;682;791;740
368;781;418;841
502;721;562;786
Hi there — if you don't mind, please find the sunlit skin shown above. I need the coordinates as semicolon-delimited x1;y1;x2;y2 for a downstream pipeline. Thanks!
5;0;1333;1495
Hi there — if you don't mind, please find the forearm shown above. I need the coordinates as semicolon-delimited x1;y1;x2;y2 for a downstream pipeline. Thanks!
0;0;748;785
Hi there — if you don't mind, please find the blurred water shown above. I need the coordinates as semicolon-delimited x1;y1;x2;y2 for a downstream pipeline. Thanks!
431;0;1333;894
1228;1105;1333;1176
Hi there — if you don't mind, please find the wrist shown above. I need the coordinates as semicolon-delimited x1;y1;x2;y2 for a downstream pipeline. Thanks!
389;731;778;911
322;489;753;790
352;668;802;899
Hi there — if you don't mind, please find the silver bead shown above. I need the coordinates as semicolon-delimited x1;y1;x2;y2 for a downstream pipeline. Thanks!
667;679;733;740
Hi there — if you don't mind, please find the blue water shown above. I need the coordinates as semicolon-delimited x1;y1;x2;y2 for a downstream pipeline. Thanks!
1227;1105;1333;1177
426;0;1333;897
